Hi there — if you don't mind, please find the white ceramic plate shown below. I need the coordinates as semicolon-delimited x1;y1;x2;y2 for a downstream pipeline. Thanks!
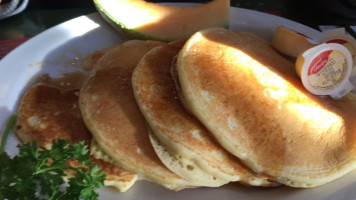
2;4;355;200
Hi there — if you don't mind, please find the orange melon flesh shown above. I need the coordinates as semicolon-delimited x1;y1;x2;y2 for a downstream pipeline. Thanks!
94;0;230;41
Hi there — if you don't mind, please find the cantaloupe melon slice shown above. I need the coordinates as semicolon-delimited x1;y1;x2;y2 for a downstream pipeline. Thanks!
94;0;230;41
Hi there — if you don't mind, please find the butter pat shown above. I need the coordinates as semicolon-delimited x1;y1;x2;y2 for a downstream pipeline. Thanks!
295;43;354;99
272;26;316;58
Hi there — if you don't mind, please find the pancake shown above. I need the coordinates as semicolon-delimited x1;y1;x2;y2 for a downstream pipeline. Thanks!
90;139;137;191
82;46;115;70
175;27;356;187
81;40;146;71
13;79;137;192
79;40;195;190
132;40;275;187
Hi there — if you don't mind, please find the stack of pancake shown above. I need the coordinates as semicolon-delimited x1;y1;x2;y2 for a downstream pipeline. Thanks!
13;27;356;192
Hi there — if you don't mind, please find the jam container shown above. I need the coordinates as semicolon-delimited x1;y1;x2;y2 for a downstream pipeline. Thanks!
295;43;354;99
321;28;356;65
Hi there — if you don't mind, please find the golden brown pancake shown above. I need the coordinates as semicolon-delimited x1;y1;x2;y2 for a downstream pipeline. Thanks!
82;46;116;70
79;40;195;190
81;40;147;71
132;40;275;187
14;81;90;148
90;139;137;191
176;27;356;187
13;78;137;192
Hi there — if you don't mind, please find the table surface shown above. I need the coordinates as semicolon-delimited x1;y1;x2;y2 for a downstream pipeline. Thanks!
0;0;355;46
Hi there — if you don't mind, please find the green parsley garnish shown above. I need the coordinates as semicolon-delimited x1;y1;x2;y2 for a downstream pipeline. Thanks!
0;114;106;200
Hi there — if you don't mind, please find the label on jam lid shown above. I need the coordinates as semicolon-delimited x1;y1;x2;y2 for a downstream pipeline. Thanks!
307;50;347;91
295;43;354;99
307;50;332;76
327;39;348;45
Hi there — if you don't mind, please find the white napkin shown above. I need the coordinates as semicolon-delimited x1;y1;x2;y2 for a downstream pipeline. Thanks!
0;0;28;20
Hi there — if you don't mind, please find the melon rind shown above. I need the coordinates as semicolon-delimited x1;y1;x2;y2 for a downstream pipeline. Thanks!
94;0;230;42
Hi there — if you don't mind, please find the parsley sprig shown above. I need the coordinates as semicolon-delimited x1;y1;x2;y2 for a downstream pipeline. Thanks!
0;114;106;200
